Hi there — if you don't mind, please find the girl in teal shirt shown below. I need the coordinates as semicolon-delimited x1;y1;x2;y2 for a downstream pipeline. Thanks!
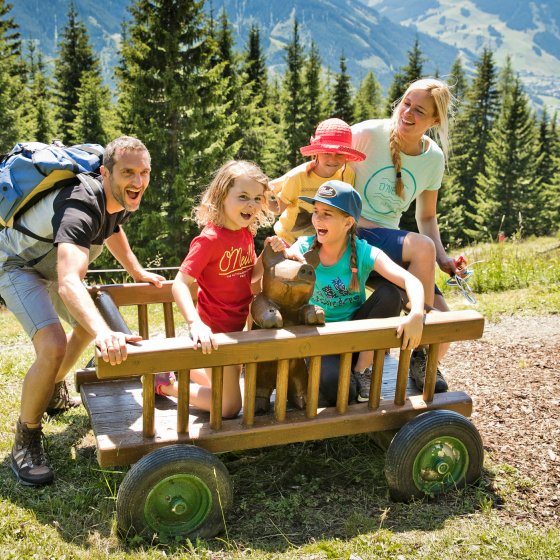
287;180;425;405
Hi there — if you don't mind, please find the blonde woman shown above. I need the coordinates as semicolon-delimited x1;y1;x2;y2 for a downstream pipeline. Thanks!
351;78;458;392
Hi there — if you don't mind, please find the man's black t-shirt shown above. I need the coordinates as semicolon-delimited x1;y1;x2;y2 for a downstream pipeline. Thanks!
52;176;130;248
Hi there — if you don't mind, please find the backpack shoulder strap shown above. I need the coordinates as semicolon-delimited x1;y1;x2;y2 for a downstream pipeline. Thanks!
11;223;53;243
77;173;106;239
12;174;106;243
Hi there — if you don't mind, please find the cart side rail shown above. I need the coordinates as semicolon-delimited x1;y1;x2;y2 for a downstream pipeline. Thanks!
88;282;484;438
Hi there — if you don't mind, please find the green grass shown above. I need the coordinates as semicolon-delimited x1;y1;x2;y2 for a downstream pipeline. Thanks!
0;236;559;559
437;235;560;319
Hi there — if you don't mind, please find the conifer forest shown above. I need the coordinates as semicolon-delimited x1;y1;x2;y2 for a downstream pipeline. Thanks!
1;0;558;267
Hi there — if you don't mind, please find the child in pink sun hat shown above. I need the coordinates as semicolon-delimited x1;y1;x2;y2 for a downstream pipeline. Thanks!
272;118;366;245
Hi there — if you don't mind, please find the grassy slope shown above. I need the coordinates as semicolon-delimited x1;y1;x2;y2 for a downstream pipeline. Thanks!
0;236;558;559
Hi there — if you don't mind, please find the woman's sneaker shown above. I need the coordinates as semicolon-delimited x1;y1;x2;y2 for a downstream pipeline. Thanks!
409;349;448;393
353;367;372;402
11;420;54;486
46;381;81;416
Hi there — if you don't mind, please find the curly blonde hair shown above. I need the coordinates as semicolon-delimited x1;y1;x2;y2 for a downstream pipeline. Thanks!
194;160;274;236
389;78;455;198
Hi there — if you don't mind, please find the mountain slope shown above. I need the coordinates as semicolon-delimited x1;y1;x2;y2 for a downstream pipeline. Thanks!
7;0;560;109
209;0;458;87
364;0;560;109
12;0;129;83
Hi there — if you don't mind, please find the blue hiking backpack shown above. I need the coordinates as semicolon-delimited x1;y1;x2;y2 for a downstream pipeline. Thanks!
0;141;105;236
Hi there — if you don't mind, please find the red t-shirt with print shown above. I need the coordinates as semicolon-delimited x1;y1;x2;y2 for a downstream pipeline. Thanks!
179;223;256;333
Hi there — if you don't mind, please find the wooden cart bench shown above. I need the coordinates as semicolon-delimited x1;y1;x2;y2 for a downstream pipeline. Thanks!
76;281;485;542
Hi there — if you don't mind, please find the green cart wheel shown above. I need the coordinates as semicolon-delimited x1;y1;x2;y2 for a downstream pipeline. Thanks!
385;410;483;502
116;445;232;542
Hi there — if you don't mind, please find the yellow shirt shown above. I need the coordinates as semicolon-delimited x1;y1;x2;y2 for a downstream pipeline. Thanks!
272;162;356;245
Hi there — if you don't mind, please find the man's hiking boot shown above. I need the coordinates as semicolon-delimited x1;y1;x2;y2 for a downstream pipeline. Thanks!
409;349;448;393
45;381;81;416
11;419;54;486
353;367;373;402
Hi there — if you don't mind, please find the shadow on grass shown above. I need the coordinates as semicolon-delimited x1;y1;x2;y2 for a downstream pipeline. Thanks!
0;417;503;555
0;409;125;547
200;435;502;554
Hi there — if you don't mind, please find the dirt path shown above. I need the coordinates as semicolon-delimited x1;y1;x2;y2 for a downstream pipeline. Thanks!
443;315;560;525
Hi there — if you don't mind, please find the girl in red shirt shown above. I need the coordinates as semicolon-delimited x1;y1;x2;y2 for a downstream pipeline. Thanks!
157;160;284;417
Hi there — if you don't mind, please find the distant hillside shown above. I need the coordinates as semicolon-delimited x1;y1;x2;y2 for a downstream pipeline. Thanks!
12;0;129;84
208;0;458;88
365;0;560;109
8;0;560;109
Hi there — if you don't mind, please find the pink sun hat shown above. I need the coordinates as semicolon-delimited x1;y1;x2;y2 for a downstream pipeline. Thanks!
300;118;366;162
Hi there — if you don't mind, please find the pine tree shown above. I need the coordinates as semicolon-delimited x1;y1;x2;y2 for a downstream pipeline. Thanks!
0;0;21;72
244;24;268;107
116;0;238;265
0;0;20;150
0;55;17;150
71;72;114;145
385;37;425;115
236;23;273;165
282;19;307;167
354;71;382;122
449;56;468;103
332;54;354;123
445;48;499;240
30;53;54;143
54;1;100;144
216;8;238;111
471;77;538;239
536;109;560;235
497;55;515;101
302;41;323;135
321;66;336;119
264;76;290;177
215;8;243;156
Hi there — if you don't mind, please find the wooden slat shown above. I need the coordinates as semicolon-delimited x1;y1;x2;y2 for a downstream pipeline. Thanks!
336;352;353;414
86;391;473;467
423;343;440;403
394;348;412;405
210;366;223;430
274;360;289;422
163;302;176;338
75;367;98;389
176;369;189;434
96;311;484;380
142;375;155;437
88;281;175;306
242;362;257;426
306;356;321;418
368;349;385;410
138;304;149;339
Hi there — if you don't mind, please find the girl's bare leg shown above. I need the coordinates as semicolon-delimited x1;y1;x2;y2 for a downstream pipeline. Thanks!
161;365;242;418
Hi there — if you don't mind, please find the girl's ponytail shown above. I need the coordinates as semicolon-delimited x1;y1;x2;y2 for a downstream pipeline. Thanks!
348;229;360;293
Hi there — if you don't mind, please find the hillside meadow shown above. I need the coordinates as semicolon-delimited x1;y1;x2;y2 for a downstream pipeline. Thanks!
0;235;558;559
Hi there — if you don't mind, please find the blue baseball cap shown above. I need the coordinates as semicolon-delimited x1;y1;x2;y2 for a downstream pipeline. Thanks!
299;180;362;222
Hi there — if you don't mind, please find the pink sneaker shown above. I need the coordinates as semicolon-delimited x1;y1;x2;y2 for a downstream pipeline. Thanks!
154;372;176;396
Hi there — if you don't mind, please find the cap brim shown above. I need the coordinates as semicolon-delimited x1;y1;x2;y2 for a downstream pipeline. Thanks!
300;144;366;162
298;195;355;219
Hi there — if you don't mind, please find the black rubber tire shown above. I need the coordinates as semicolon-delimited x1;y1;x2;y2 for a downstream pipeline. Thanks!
116;445;232;542
385;410;483;502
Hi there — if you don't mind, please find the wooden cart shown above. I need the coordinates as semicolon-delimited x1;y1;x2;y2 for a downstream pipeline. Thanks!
76;281;485;542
